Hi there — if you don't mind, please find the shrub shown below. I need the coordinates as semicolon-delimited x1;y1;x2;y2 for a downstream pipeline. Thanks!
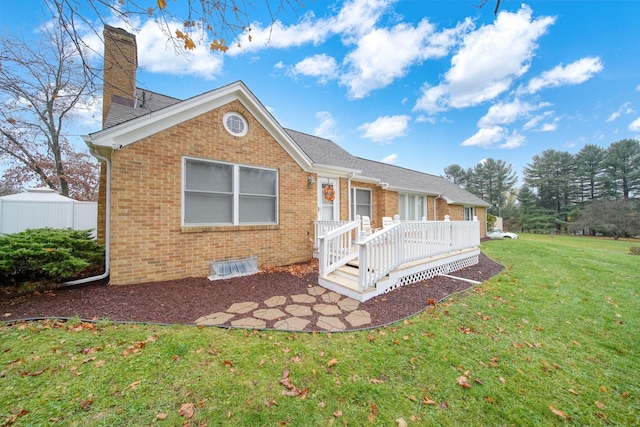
0;228;105;285
630;246;640;256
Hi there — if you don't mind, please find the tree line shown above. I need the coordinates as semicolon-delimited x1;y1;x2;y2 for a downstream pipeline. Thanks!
444;139;640;238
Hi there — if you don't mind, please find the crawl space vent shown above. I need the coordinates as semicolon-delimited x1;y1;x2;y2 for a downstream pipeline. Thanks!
208;256;258;280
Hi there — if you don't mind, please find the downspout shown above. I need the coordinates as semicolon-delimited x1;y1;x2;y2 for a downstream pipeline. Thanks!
60;147;111;286
433;194;442;221
347;173;354;221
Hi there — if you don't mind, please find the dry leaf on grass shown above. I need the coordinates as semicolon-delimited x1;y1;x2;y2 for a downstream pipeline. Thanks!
179;403;195;418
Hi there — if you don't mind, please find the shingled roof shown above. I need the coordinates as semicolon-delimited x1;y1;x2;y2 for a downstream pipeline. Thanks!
104;88;181;129
286;128;488;206
101;83;488;207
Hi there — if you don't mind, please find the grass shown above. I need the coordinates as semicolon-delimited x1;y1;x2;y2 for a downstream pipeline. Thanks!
1;234;639;426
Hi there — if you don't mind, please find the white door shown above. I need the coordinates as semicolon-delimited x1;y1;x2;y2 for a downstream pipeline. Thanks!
318;177;339;220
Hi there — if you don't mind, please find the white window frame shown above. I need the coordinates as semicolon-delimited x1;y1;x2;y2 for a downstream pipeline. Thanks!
398;193;426;221
351;187;372;220
222;111;248;137
464;206;475;221
183;157;278;226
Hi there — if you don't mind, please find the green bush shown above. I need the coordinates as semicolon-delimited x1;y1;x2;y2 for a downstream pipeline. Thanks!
0;228;105;285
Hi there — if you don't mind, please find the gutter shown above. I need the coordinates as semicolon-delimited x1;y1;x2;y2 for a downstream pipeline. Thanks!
59;144;111;287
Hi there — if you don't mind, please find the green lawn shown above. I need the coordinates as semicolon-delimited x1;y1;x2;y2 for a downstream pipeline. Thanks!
1;234;639;426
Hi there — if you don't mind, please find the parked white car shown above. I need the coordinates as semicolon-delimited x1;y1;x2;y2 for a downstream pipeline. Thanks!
487;229;519;239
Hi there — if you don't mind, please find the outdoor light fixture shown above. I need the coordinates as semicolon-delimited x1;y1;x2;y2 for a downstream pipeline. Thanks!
308;176;316;187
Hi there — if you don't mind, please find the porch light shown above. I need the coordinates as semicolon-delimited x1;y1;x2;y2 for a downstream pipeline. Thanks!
308;176;316;187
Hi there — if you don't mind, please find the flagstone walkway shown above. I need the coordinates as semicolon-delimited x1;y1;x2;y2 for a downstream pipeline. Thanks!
195;285;372;332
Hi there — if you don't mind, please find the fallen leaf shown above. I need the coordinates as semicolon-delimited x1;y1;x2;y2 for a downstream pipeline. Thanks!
549;405;568;420
422;396;436;405
333;410;343;418
484;396;494;403
499;377;506;384
80;395;94;410
156;413;167;420
396;417;408;427
222;360;234;367
124;380;141;391
407;395;417;402
595;401;605;409
178;403;195;418
600;386;608;393
327;358;338;367
456;375;472;388
369;378;384;384
568;388;578;395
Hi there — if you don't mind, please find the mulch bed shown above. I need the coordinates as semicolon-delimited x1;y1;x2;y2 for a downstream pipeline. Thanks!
0;253;503;330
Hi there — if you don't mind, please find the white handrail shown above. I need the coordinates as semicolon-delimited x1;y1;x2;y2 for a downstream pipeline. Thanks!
313;220;352;249
357;220;480;290
317;220;360;277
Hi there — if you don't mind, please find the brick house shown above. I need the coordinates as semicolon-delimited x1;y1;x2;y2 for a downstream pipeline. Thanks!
84;26;489;288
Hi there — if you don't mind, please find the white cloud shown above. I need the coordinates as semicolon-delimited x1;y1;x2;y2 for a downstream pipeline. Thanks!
139;21;225;79
606;102;634;122
461;126;505;148
313;111;339;140
629;116;640;132
525;56;603;94
523;111;554;131
415;5;555;113
500;132;526;149
292;54;338;83
478;99;550;127
229;12;332;55
380;153;398;164
358;115;411;143
540;122;557;132
341;18;471;98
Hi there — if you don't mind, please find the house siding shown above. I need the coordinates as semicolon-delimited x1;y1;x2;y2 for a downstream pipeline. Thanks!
107;100;315;285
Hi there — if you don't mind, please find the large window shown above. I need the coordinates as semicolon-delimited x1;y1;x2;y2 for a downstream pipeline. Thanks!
183;158;277;225
398;193;425;221
351;188;372;219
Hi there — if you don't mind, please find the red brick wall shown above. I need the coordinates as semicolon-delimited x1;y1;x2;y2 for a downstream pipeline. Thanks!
108;100;316;285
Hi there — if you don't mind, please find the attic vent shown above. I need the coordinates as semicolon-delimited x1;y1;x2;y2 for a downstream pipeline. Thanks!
208;256;258;280
223;111;248;137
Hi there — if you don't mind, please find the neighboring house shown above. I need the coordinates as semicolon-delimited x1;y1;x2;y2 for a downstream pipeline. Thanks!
84;26;489;287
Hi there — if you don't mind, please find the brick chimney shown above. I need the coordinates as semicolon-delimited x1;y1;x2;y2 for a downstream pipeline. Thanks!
102;25;137;126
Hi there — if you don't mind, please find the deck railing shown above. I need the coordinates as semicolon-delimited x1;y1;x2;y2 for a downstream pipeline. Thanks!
356;219;480;290
313;220;352;249
316;220;360;277
316;217;480;291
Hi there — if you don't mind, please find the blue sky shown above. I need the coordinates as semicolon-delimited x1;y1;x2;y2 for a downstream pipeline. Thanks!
3;0;640;181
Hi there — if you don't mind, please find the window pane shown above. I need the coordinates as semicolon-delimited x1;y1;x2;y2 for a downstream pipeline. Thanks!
355;205;370;218
239;196;276;223
185;159;232;192
417;196;425;219
356;189;371;204
398;194;407;219
184;193;232;224
240;167;276;195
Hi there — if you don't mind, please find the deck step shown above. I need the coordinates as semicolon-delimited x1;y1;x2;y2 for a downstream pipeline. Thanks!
318;273;377;302
333;265;359;281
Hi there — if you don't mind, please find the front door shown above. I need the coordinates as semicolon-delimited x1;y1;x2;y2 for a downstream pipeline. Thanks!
318;177;339;220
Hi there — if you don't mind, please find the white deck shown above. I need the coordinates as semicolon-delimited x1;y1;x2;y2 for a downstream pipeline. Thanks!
315;218;481;302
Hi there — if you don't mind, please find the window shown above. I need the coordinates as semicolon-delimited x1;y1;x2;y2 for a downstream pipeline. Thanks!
464;206;475;221
398;193;425;221
223;112;248;137
184;158;277;225
351;188;372;219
